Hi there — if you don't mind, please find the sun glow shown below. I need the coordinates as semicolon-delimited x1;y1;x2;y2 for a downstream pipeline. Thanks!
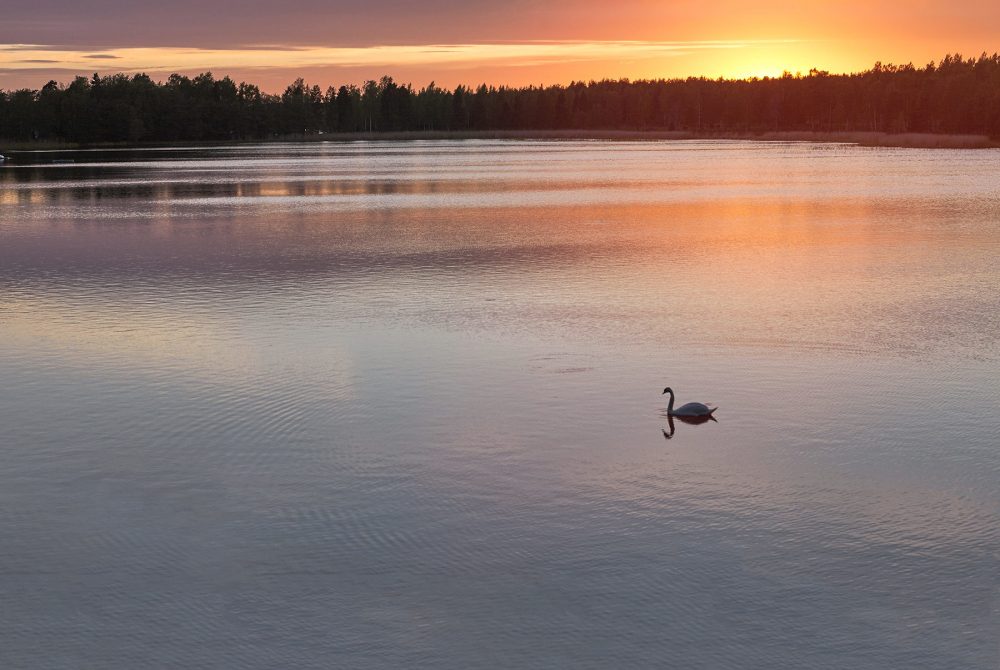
0;0;997;90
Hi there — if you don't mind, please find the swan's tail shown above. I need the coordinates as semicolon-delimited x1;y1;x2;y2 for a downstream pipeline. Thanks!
708;407;718;414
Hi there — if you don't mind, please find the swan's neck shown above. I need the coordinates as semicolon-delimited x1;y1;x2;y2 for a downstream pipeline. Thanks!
666;390;674;414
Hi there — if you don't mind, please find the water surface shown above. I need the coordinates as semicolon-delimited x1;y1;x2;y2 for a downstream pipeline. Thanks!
1;140;998;668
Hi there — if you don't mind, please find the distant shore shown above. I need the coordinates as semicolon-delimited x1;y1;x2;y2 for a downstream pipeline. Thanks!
298;130;999;148
2;130;996;152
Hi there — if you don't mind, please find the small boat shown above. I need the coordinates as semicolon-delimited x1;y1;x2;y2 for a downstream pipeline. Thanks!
0;154;7;161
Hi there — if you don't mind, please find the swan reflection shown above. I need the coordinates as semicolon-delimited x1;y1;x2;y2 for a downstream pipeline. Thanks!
661;412;718;440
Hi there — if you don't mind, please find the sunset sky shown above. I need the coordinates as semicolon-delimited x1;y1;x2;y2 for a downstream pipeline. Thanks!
1;0;998;91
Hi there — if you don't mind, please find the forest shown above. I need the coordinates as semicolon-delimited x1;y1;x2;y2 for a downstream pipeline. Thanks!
1;54;999;143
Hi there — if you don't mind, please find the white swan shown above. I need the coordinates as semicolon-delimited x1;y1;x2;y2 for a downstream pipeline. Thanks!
662;387;717;417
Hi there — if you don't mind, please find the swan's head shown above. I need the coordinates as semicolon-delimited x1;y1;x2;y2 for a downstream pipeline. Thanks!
662;387;673;395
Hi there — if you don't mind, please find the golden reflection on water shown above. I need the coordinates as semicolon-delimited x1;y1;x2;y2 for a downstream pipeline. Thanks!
3;190;997;360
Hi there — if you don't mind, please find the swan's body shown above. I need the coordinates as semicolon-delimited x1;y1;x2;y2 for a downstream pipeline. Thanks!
672;402;715;417
662;387;716;417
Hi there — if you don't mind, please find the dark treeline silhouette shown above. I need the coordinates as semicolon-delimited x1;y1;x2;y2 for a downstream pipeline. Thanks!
2;54;999;143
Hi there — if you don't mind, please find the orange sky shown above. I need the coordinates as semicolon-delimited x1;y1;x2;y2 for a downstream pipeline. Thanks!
1;1;998;91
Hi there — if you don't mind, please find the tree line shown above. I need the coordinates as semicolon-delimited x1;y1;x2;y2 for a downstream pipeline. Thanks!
1;53;999;143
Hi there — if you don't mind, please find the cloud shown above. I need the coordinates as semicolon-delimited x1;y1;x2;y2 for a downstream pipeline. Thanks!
1;40;792;72
0;39;809;91
2;0;998;53
0;38;851;92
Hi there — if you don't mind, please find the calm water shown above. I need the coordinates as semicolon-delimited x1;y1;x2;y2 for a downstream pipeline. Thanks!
1;141;998;669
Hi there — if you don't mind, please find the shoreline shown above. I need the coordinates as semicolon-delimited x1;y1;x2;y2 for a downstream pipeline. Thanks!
301;130;999;149
2;130;996;152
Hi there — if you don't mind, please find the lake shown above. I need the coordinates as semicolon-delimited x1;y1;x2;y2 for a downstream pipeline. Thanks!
1;140;997;669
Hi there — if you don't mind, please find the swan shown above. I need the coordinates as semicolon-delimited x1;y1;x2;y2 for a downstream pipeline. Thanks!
662;387;717;417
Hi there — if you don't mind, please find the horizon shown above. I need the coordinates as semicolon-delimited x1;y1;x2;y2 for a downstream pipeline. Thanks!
2;0;999;91
3;52;997;95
